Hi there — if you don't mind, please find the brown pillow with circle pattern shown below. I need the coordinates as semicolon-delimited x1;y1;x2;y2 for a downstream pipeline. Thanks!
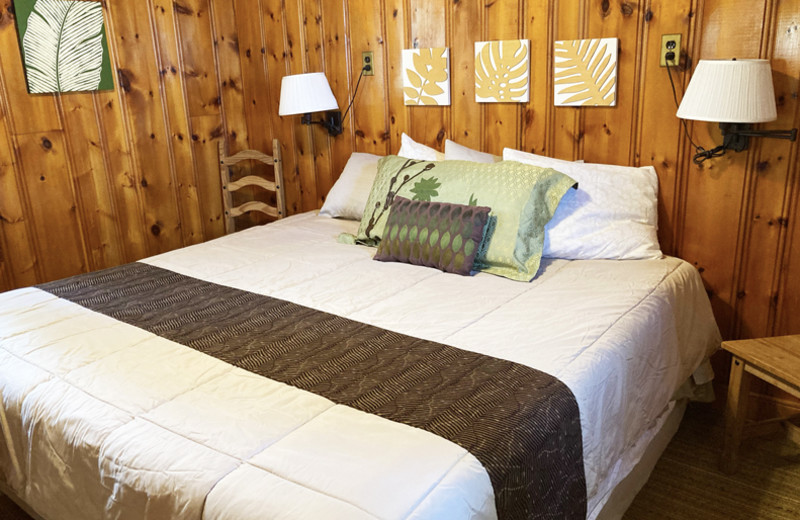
373;196;491;275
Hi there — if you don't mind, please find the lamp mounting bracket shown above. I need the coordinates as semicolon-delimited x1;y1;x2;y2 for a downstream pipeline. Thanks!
301;111;343;136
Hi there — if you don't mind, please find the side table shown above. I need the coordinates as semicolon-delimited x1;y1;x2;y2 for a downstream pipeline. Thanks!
0;388;22;479
720;335;800;473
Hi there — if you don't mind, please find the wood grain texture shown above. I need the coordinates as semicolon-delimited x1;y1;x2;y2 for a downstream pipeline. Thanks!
408;0;448;149
2;2;800;368
151;0;205;246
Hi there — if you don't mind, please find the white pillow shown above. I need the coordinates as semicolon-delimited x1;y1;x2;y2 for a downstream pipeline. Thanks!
397;133;444;161
503;147;662;260
319;152;382;220
443;140;500;163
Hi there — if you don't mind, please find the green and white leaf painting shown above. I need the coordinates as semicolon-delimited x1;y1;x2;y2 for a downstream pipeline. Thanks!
15;0;112;93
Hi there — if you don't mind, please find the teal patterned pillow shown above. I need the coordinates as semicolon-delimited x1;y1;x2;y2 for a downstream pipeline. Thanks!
374;197;490;276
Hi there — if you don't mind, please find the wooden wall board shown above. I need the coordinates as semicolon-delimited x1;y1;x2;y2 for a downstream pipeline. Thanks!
173;0;225;240
15;132;86;282
58;93;125;271
190;113;226;236
93;89;149;263
151;0;206;246
383;0;410;155
347;1;389;156
583;0;643;166
175;0;222;119
105;2;183;255
0;106;38;288
449;0;482;151
209;0;251;155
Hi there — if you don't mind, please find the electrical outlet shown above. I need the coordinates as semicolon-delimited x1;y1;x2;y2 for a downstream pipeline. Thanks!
362;51;374;76
660;34;681;67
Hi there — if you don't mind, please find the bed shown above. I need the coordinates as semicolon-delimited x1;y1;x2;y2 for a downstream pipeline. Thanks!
0;143;721;520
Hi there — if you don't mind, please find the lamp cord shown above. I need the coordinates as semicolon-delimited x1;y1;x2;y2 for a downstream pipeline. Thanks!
666;61;726;164
340;65;368;125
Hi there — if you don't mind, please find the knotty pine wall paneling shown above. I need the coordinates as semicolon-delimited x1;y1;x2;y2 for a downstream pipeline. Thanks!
3;2;800;382
0;0;316;288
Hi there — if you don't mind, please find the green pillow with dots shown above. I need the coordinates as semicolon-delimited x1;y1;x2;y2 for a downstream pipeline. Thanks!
373;197;491;275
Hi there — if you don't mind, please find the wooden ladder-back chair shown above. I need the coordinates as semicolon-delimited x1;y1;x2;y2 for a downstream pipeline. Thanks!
219;138;286;234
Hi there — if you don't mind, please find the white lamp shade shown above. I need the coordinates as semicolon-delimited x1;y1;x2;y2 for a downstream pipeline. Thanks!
676;59;777;123
278;72;339;116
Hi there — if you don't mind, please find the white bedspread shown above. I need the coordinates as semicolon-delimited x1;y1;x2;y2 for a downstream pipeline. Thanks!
0;212;720;520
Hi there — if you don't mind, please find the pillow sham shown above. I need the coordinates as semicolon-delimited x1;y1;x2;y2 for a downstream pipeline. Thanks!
398;133;444;161
354;155;577;281
374;197;491;276
319;152;382;220
443;140;500;163
502;147;662;260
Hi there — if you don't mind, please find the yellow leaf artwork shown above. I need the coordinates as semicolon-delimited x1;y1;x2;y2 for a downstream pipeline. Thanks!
553;38;617;106
402;47;450;106
474;40;530;103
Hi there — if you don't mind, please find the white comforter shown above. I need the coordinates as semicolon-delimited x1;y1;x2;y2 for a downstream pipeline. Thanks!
0;212;720;520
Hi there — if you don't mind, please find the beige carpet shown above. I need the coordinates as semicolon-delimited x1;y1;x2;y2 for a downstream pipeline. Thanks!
624;402;800;519
2;402;798;519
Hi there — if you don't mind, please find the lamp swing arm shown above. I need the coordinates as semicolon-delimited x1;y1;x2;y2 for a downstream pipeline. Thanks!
726;126;798;141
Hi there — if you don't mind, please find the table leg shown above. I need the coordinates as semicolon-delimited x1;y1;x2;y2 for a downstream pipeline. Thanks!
721;355;752;474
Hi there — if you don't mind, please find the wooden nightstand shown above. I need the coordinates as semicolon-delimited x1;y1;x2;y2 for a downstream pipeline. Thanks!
0;388;22;479
720;335;800;473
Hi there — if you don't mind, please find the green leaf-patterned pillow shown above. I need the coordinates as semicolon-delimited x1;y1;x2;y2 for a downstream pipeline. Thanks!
374;197;491;275
354;156;577;281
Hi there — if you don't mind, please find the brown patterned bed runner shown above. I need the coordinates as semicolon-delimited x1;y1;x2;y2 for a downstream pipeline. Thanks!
39;262;586;519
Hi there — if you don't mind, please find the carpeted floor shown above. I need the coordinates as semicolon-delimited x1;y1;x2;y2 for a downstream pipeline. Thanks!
2;402;798;519
624;402;800;519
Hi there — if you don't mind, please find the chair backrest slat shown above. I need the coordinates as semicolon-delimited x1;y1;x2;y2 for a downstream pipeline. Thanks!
219;139;285;234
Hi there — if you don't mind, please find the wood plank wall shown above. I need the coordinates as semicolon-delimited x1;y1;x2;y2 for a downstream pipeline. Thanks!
1;1;799;353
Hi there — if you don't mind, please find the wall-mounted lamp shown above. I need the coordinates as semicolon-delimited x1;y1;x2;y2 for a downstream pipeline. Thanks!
676;59;797;163
278;72;343;136
278;66;370;137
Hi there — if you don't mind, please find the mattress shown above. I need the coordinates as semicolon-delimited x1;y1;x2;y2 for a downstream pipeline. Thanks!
0;212;721;519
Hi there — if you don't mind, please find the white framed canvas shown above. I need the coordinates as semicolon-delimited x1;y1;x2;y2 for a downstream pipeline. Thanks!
474;40;530;103
14;0;113;93
402;47;450;106
553;38;617;106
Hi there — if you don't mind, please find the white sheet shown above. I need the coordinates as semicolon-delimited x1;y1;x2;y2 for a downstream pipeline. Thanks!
0;212;720;520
